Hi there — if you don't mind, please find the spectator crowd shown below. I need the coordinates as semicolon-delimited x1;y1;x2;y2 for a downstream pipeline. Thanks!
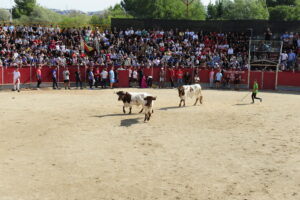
0;24;299;91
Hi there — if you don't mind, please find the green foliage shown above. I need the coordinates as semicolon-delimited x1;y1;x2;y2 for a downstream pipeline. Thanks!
13;0;36;18
266;0;297;7
121;0;206;20
207;0;269;20
0;9;11;21
223;0;269;20
90;4;132;26
14;6;63;24
269;0;300;20
60;13;91;27
207;0;224;20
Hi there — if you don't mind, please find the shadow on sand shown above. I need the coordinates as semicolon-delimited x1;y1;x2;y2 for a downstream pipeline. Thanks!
120;118;141;127
93;113;139;118
159;106;182;111
234;103;252;106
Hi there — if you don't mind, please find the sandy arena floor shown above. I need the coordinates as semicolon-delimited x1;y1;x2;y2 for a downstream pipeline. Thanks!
0;88;299;200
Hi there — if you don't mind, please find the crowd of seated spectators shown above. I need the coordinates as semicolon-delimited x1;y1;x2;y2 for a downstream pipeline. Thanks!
0;24;299;71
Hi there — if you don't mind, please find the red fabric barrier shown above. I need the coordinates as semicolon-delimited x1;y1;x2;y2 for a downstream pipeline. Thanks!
1;66;300;89
0;67;2;84
152;68;160;82
250;71;263;89
116;70;129;87
30;66;54;83
278;72;300;87
3;67;31;84
263;72;276;90
199;69;210;83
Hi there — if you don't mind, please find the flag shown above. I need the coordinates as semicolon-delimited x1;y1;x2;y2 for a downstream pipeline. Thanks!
84;42;94;53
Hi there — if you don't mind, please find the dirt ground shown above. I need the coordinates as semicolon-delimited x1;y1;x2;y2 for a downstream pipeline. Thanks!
0;88;299;200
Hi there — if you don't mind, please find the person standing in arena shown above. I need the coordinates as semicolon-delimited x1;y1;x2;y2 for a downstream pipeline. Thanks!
94;66;100;88
176;68;184;87
100;67;108;88
109;66;115;89
52;66;59;89
209;68;215;88
75;66;83;89
159;67;165;88
215;70;223;89
88;67;94;89
63;67;70;90
169;67;176;88
36;65;42;89
252;80;262;104
13;67;21;92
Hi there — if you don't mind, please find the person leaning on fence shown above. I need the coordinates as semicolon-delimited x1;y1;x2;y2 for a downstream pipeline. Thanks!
252;80;262;104
13;67;21;92
52;66;59;89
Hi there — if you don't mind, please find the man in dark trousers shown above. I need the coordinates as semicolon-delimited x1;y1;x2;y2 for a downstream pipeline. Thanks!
252;80;262;104
137;67;143;88
75;66;83;89
52;66;59;89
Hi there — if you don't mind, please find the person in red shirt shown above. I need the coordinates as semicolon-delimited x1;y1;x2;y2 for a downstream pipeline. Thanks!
169;67;176;88
177;68;184;87
94;66;100;88
36;65;42;89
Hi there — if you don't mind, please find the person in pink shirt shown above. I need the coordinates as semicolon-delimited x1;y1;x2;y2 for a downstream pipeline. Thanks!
36;66;42;89
209;68;215;88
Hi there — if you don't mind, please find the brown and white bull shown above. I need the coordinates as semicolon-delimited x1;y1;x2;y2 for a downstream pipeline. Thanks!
116;91;150;114
143;96;157;122
178;84;203;107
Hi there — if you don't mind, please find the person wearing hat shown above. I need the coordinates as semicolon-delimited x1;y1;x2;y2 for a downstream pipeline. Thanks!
13;67;21;92
252;80;262;104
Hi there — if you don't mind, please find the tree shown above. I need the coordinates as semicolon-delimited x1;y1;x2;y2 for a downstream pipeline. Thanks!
266;0;297;7
268;5;295;20
12;0;36;18
90;4;132;26
14;6;64;24
0;9;11;21
268;0;300;20
222;0;269;20
207;0;224;19
121;0;206;20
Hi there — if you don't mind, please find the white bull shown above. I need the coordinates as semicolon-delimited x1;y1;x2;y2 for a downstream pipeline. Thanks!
178;84;203;107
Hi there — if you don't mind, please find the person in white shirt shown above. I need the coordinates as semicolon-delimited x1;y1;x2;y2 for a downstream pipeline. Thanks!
228;47;234;55
132;68;138;87
63;67;70;90
100;68;108;88
280;50;288;68
13;67;21;92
